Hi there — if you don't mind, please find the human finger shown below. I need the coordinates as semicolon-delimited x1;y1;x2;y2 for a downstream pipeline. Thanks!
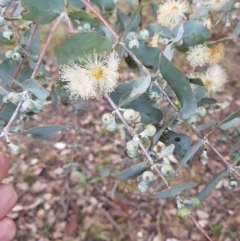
0;184;17;219
0;217;16;241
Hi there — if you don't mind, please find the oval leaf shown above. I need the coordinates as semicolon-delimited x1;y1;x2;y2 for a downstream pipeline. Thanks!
115;162;149;181
24;125;63;136
21;0;65;24
159;53;197;119
151;182;198;199
217;109;240;128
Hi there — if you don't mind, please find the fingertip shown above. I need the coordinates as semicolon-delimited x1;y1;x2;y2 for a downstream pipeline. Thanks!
0;217;16;241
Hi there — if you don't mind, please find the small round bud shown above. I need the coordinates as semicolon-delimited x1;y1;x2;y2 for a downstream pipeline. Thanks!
77;25;83;31
139;124;157;137
138;181;148;193
0;16;5;27
199;149;208;166
11;52;22;61
8;142;21;155
32;100;44;113
123;109;139;121
177;207;190;220
22;99;35;112
140;136;150;148
127;148;138;158
128;38;140;49
229;179;238;188
36;71;45;79
159;38;170;45
187;115;197;125
142;171;154;183
189;197;200;207
161;164;174;176
231;14;237;20
148;91;159;101
7;92;21;105
106;121;117;132
102;113;115;125
139;29;149;41
31;54;39;62
225;21;231;28
234;2;240;8
207;109;214;115
5;50;13;59
195;107;206;117
19;24;27;31
220;101;230;110
83;23;91;30
3;29;13;40
126;31;136;40
126;140;138;152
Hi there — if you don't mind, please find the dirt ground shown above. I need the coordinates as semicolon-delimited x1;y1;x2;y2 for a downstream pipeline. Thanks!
1;3;240;241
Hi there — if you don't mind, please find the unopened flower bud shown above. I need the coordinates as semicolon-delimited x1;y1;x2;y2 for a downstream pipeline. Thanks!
126;31;136;40
128;38;140;49
189;197;200;207
139;29;149;41
7;92;21;105
123;109;140;122
195;107;206;117
0;16;5;27
5;50;13;59
127;148;138;158
161;164;174;176
140;136;150;148
106;121;117;132
126;140;138;152
199;149;208;166
36;71;45;79
22;99;35;112
229;179;238;188
234;2;240;8
102;113;115;125
33;100;44;113
12;52;22;61
177;207;190;220
139;124;157;137
142;171;154;183
148;91;159;101
3;29;13;40
187;115;197;125
220;101;230;110
138;181;148;193
8;142;21;155
31;54;39;62
159;38;170;45
83;23;91;30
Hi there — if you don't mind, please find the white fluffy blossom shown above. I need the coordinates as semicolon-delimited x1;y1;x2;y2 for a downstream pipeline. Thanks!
202;0;230;11
157;0;190;29
200;64;227;92
59;51;120;100
186;44;210;67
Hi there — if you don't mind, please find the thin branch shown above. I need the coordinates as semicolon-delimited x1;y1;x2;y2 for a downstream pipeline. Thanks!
190;216;213;241
31;13;63;78
62;11;75;34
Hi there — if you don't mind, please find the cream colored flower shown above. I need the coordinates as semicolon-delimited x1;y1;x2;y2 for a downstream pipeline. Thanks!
207;43;224;64
200;64;227;92
151;33;160;47
157;0;190;29
59;51;120;100
186;44;210;67
203;0;230;12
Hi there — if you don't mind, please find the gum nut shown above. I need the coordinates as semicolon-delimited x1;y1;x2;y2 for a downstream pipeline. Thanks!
106;121;117;132
33;100;44;113
142;171;154;182
138;181;148;193
229;179;238;188
128;38;140;49
177;207;190;220
126;140;138;151
7;92;21;105
22;99;35;112
195;107;206;117
102;113;115;125
127;149;138;158
161;164;174;176
139;29;149;41
5;50;13;59
123;109;137;121
148;91;158;100
190;197;200;207
11;52;22;61
187;115;197;125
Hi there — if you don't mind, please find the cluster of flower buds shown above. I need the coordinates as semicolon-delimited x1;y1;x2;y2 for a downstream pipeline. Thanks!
123;108;141;123
5;46;24;61
3;92;44;113
160;163;174;176
8;142;21;155
126;29;150;50
138;170;155;193
199;149;208;166
102;113;117;132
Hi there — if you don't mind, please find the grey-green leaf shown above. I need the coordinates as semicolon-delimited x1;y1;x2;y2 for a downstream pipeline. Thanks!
24;125;63;136
115;162;149;181
21;0;65;25
151;182;198;199
159;53;197;119
22;79;49;100
217;109;240;128
57;32;112;65
197;170;228;202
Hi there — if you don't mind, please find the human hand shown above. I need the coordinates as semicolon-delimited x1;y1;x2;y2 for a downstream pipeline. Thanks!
0;153;17;241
